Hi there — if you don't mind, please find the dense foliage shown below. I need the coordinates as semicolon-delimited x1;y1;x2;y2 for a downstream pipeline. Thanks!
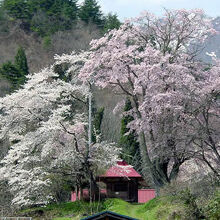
103;13;121;33
1;0;121;36
0;52;120;207
3;0;78;21
79;0;103;26
205;190;220;219
80;9;220;189
14;46;29;77
0;46;29;90
29;0;79;35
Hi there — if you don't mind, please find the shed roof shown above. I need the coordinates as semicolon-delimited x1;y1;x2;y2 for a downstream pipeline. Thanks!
99;161;142;178
81;210;138;220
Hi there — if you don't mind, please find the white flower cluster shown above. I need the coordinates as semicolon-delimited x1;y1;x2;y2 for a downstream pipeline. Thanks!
0;51;120;208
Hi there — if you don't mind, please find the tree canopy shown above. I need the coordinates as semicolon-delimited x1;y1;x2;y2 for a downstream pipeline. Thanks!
0;46;29;90
1;0;120;36
103;13;121;33
3;0;79;21
14;46;29;77
79;0;103;26
0;52;120;207
80;9;220;189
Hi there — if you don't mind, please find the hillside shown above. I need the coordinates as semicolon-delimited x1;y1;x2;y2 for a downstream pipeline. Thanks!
0;0;123;140
0;0;121;96
18;198;199;220
0;21;100;90
199;17;220;63
0;21;124;142
0;21;101;72
19;193;220;220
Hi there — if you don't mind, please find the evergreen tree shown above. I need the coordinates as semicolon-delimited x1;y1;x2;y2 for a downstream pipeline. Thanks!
119;97;141;171
103;13;121;33
14;46;29;77
61;0;78;21
2;0;79;35
30;0;78;35
27;0;54;14
79;0;103;25
0;4;9;34
2;0;122;36
0;61;22;88
3;0;31;20
48;0;78;20
0;47;29;90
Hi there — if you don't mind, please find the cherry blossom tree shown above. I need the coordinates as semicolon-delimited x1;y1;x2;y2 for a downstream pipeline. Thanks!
187;58;220;178
0;52;120;208
80;9;219;190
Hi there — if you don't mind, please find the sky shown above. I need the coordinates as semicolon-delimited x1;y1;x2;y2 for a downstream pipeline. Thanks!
80;0;220;21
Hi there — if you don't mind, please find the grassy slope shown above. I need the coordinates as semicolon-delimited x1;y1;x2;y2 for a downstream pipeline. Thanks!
20;197;190;220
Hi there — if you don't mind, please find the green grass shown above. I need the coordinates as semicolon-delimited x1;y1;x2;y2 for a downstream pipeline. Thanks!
20;197;191;220
20;200;105;219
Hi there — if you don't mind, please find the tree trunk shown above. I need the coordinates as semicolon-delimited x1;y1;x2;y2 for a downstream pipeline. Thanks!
76;185;79;200
89;171;100;202
138;132;170;191
80;187;83;200
169;162;182;181
132;95;171;190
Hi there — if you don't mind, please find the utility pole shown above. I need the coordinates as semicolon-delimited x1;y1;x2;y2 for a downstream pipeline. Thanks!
88;92;92;150
88;91;93;205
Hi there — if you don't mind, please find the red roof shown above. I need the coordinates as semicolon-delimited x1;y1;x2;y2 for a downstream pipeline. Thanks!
99;161;142;178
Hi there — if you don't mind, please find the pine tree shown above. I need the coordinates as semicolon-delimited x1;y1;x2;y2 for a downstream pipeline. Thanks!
14;46;29;85
45;0;78;20
3;0;31;20
0;46;29;90
119;97;141;171
0;61;22;88
61;0;78;21
79;0;103;26
103;13;121;33
14;46;29;76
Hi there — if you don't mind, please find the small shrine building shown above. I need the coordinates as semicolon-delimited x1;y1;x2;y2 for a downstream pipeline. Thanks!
71;161;155;203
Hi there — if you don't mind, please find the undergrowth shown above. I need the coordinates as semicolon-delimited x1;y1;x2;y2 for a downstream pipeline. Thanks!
19;191;220;220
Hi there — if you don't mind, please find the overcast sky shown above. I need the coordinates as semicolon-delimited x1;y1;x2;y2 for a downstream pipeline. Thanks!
80;0;220;20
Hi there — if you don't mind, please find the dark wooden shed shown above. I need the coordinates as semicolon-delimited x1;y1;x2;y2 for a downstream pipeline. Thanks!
97;161;143;203
81;211;138;220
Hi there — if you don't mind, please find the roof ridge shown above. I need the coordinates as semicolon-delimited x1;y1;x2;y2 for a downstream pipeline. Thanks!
81;210;139;220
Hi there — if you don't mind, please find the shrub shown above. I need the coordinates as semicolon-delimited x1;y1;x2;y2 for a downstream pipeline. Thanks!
43;35;52;49
161;182;204;219
204;190;220;220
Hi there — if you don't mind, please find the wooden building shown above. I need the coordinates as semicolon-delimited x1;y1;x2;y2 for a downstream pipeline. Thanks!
97;161;143;203
71;161;156;203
